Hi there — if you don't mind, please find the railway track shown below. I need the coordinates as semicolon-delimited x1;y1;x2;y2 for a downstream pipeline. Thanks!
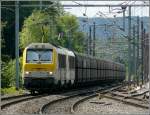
71;85;124;113
0;85;108;111
1;94;49;110
40;84;123;114
103;92;149;109
1;82;128;114
0;85;111;111
72;87;149;113
1;94;31;101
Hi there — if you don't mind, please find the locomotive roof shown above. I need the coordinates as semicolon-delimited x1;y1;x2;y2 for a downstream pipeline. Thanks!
55;46;75;57
26;43;54;49
26;43;75;57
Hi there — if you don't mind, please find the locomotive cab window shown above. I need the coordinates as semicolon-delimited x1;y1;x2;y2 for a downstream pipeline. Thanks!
26;49;53;63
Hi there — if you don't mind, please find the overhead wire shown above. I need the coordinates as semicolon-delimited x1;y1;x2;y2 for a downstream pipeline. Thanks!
91;3;128;41
98;2;129;54
72;1;90;25
64;1;149;56
71;1;87;16
83;0;87;16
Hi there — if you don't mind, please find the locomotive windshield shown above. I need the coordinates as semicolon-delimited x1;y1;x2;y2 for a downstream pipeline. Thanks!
26;49;53;63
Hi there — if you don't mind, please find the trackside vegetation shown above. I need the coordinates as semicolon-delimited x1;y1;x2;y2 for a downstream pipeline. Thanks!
1;1;85;94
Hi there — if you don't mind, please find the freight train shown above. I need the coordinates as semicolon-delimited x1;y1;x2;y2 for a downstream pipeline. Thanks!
22;43;126;94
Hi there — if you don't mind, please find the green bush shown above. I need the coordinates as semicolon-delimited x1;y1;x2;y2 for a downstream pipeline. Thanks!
1;87;24;95
1;57;23;88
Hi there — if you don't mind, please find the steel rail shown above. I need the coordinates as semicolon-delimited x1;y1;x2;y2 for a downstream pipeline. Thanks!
40;84;123;114
1;94;31;101
109;91;149;103
102;90;149;109
39;87;107;114
103;94;149;109
1;94;48;109
71;85;123;113
1;87;92;110
71;84;149;113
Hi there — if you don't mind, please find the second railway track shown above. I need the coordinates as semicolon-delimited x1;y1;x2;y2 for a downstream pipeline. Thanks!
40;84;123;114
103;92;149;109
71;85;125;113
72;86;149;113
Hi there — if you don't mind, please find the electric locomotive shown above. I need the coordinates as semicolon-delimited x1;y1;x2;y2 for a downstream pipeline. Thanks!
22;43;125;93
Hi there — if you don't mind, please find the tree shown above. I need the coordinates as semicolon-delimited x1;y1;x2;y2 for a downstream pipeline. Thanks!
56;13;85;52
2;1;59;58
20;10;85;53
1;21;7;49
20;4;62;49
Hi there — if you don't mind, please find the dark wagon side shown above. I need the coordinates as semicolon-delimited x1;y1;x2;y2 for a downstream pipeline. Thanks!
74;53;125;86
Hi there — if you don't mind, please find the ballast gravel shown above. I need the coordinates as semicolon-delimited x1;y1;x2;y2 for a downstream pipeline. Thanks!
44;96;85;114
1;94;65;114
76;97;149;114
1;86;149;114
1;86;102;114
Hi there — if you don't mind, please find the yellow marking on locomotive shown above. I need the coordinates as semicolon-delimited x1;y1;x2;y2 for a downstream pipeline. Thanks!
22;47;57;76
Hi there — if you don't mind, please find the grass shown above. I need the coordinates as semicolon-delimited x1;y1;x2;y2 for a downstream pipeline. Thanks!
1;87;24;95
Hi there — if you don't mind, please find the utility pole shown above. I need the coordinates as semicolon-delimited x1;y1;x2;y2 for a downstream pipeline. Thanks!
112;16;116;40
123;10;126;31
0;1;1;89
15;1;20;90
143;28;146;83
128;6;132;84
89;26;92;55
148;0;150;113
141;21;144;84
133;25;136;84
87;31;90;55
86;32;89;54
39;1;42;10
136;16;140;85
82;24;88;54
93;22;96;56
121;5;127;31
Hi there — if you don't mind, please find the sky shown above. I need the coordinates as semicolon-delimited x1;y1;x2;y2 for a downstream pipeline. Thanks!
61;1;149;18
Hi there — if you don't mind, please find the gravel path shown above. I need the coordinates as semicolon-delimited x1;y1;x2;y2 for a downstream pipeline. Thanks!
76;97;149;114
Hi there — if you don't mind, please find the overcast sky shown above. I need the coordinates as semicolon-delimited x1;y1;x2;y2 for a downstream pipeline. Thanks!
61;1;149;17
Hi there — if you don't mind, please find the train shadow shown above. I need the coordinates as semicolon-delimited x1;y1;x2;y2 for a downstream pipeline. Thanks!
36;81;121;96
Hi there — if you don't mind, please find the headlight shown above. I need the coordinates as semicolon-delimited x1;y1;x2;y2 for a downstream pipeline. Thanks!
25;71;29;75
49;72;53;75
